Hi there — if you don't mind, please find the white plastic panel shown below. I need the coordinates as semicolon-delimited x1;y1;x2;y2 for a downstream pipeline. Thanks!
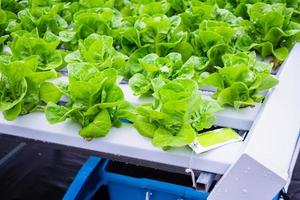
120;84;261;130
244;43;300;175
49;68;261;131
214;104;261;130
286;133;300;189
209;43;300;200
0;112;244;174
208;154;285;200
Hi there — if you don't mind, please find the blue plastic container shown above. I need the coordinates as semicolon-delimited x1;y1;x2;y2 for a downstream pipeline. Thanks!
64;156;280;200
104;163;209;200
63;156;105;200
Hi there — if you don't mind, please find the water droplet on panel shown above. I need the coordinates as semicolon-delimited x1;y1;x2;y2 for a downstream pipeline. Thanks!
242;189;248;194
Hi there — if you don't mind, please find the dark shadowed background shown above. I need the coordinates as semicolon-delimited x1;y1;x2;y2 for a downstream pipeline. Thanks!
0;134;299;200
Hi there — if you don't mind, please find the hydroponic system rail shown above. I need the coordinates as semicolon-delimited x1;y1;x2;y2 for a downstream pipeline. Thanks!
0;42;300;200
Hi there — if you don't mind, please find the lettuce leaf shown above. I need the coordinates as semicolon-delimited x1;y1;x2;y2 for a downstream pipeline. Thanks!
129;52;207;96
45;64;130;139
0;56;58;120
8;32;64;70
133;79;221;149
203;52;279;108
65;33;127;73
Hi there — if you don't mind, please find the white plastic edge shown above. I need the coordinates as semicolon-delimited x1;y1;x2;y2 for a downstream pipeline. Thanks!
209;43;300;200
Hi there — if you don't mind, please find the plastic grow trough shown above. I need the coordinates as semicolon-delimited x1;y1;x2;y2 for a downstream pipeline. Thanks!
0;43;300;200
63;156;279;200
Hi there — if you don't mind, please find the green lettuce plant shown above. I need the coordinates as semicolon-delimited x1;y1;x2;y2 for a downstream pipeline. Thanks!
202;52;279;108
240;2;300;61
0;56;58;120
45;63;131;139
129;52;208;96
8;31;64;70
120;15;187;56
65;33;127;73
133;79;221;149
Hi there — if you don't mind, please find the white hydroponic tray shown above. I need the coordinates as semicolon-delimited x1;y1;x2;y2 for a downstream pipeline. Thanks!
1;44;300;200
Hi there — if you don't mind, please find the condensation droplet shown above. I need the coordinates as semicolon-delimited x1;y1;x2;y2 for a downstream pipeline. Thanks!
242;189;248;194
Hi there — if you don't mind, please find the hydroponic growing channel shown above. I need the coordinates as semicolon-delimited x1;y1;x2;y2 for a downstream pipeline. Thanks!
0;1;300;200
